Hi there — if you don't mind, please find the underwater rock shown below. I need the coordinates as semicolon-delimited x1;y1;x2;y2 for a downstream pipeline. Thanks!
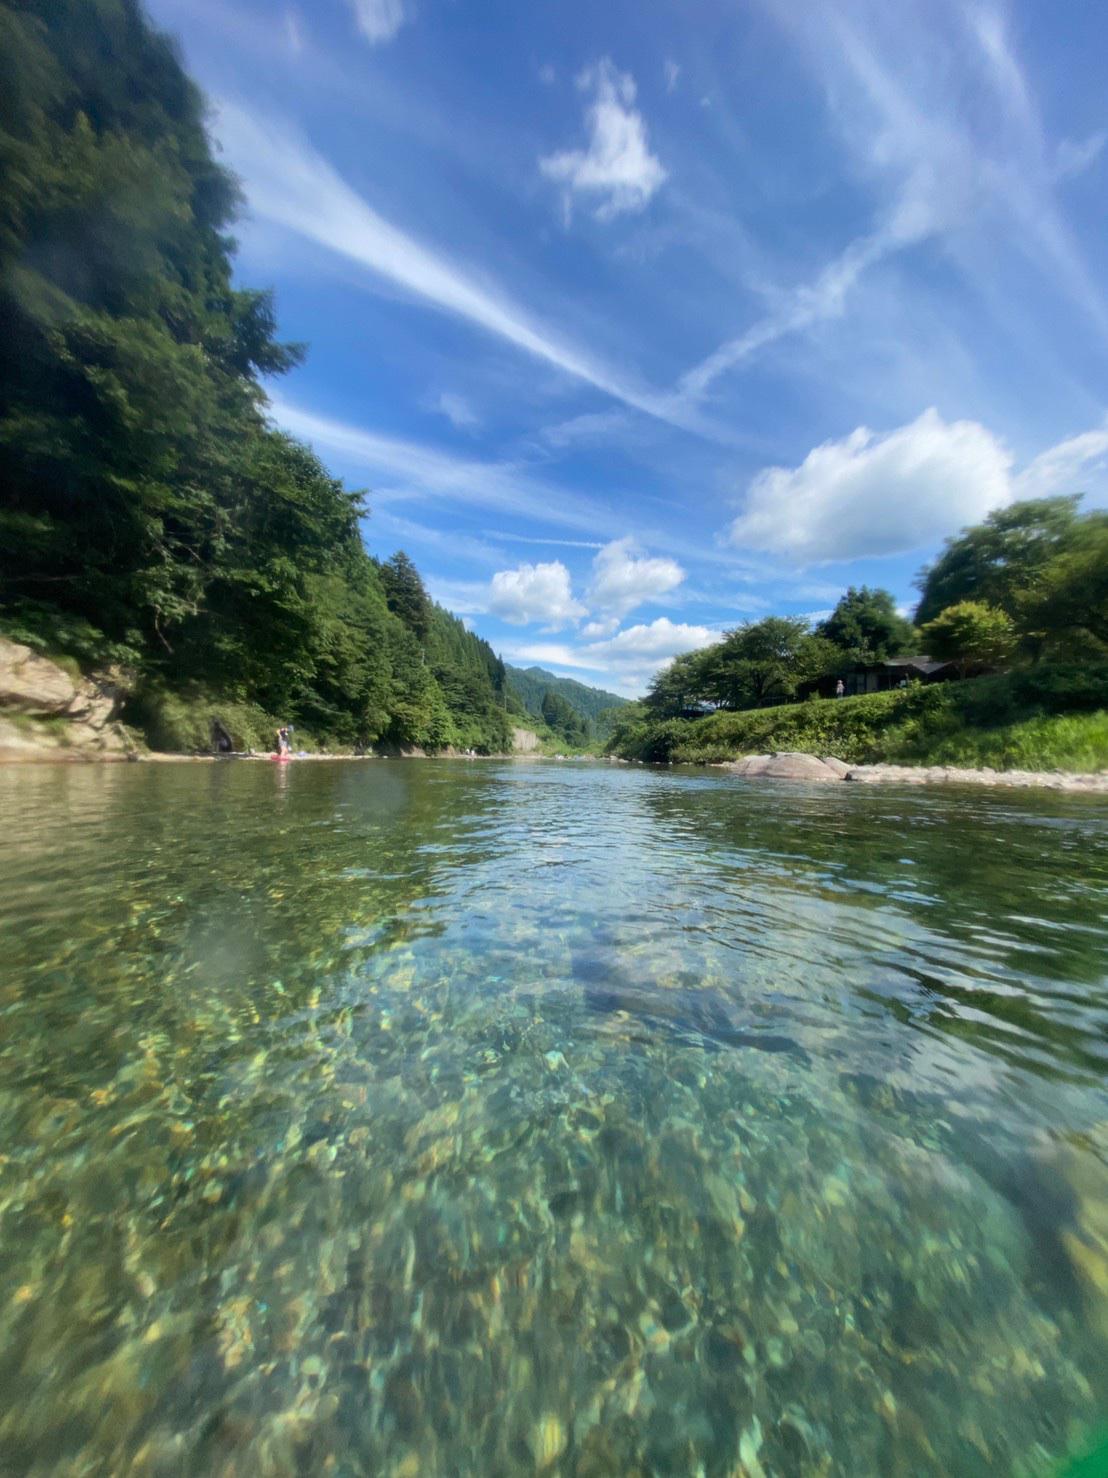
529;1413;567;1469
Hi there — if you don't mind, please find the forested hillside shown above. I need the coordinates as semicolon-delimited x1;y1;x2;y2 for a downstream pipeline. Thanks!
0;0;521;753
506;665;628;740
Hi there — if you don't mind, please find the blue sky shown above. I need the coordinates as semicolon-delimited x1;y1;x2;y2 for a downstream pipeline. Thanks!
148;0;1108;694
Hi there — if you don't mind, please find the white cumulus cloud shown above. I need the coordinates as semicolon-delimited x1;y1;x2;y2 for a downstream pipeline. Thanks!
540;59;667;221
728;408;1014;563
590;617;715;662
350;0;407;45
587;537;685;617
502;618;717;696
581;618;619;639
488;561;586;627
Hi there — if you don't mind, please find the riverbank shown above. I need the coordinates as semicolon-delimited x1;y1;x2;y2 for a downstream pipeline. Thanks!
0;745;547;765
0;639;547;764
606;671;1108;775
6;741;1106;792
712;751;1108;792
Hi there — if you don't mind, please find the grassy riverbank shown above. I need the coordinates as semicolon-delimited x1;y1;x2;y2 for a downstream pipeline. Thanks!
606;667;1108;772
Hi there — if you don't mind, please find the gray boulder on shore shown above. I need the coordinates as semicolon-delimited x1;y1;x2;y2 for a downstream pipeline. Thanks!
723;752;844;782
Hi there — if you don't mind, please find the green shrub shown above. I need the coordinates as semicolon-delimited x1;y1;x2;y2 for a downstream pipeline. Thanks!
1009;664;1108;712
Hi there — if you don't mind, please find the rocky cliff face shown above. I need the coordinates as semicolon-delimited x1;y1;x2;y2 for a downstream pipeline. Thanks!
511;727;541;754
0;638;134;761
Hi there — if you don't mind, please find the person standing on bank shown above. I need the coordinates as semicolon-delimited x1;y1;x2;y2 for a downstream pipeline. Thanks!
835;679;845;699
276;725;291;755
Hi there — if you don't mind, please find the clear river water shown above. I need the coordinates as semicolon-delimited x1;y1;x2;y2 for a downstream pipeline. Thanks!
1;759;1107;1476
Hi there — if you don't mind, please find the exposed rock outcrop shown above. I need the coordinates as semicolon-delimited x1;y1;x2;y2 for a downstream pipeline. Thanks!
0;637;134;760
512;727;541;754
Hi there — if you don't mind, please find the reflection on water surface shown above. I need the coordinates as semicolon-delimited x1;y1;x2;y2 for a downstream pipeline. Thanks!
1;760;1106;1475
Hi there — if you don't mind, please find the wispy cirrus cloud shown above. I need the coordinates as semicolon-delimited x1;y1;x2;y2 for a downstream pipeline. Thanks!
349;0;408;45
673;0;1108;408
369;512;509;570
487;533;605;550
268;395;619;534
282;7;304;54
216;102;675;421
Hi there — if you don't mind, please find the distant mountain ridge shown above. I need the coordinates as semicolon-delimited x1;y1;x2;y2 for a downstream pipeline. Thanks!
505;665;629;734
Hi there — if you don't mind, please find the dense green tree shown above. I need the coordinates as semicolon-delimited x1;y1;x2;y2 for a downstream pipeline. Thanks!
0;0;303;660
817;586;916;661
505;665;627;735
701;619;840;710
643;620;841;718
914;497;1086;626
0;0;523;755
1014;519;1108;654
644;652;705;717
379;551;431;645
920;602;1017;677
541;689;589;745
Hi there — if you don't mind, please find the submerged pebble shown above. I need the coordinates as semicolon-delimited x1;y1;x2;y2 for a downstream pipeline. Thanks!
0;761;1105;1476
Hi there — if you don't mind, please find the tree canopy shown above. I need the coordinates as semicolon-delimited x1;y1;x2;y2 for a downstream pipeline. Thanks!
644;617;841;718
0;0;522;753
916;496;1108;661
816;587;916;661
915;497;1086;625
920;602;1017;677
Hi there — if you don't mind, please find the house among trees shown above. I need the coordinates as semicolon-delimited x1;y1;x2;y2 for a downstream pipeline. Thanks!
801;655;956;700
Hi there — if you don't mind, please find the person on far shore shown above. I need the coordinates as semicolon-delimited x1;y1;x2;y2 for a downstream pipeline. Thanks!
835;679;845;699
276;725;291;755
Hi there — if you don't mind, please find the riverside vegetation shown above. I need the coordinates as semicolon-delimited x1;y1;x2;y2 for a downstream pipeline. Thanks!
608;500;1108;773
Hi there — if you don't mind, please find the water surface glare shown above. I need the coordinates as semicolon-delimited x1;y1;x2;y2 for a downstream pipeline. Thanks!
2;759;1107;1475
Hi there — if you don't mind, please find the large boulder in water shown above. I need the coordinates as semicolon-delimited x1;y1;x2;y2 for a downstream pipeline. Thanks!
727;752;845;782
